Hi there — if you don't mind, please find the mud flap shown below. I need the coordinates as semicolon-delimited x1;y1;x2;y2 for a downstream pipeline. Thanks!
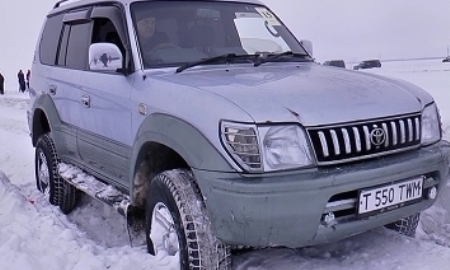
125;206;146;247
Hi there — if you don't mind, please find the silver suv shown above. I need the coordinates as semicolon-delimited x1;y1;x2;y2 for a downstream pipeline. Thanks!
28;0;450;269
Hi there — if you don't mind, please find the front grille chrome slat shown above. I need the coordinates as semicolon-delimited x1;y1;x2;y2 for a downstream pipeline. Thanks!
308;114;421;165
407;119;413;142
363;126;371;151
391;121;398;146
318;131;329;157
382;123;389;147
415;117;420;141
342;128;351;154
352;127;361;152
330;129;340;156
399;120;406;144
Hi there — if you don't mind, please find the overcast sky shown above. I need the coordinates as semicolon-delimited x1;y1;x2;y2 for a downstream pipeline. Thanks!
1;0;449;90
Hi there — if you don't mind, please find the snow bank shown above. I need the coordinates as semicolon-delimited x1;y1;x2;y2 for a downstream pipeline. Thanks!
0;171;177;270
2;60;450;270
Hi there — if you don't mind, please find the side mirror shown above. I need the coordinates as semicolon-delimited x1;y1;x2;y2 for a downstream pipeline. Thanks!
300;39;313;58
89;43;123;72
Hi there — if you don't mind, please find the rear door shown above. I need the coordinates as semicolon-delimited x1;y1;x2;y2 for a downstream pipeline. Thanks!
38;10;92;164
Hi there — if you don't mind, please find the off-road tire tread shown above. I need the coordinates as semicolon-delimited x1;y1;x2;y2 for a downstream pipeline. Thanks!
385;212;420;237
36;133;79;214
35;134;58;206
147;169;231;270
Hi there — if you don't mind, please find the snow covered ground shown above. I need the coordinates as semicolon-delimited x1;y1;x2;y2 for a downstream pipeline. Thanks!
1;59;450;269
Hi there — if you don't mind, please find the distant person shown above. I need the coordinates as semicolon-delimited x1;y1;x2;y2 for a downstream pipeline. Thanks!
26;70;31;89
18;70;26;93
0;72;4;95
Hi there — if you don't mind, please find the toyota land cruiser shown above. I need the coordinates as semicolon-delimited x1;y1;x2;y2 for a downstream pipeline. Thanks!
28;0;450;269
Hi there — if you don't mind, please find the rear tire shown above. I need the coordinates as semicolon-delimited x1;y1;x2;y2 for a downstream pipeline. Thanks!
146;169;231;270
35;133;79;214
385;212;420;237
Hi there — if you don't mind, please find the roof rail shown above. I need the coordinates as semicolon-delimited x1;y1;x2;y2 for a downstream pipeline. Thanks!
54;0;71;9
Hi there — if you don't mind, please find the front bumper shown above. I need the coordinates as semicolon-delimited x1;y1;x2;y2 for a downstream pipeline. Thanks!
194;141;450;248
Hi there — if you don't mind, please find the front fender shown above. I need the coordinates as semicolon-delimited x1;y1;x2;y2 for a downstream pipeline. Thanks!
130;113;234;178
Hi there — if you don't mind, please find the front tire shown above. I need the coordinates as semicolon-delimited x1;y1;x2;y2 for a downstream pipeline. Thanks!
385;212;420;237
35;133;79;214
146;169;231;270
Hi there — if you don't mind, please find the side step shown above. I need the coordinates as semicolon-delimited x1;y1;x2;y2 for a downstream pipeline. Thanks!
58;163;130;215
58;163;146;247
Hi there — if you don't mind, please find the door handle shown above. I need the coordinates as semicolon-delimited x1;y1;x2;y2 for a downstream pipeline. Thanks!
49;84;57;95
81;95;91;108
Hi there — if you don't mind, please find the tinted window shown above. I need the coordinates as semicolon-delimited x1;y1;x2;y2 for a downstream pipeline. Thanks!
39;14;64;65
65;23;91;70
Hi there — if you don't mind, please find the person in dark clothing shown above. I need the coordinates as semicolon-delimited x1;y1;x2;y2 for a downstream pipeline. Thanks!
135;12;170;63
0;72;4;95
26;70;31;89
18;70;26;93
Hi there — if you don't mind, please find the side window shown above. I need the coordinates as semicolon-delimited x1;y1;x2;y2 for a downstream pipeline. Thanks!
39;14;64;65
91;18;125;55
65;23;91;70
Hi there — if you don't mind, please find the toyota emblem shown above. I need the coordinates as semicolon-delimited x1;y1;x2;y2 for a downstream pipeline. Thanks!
370;128;386;146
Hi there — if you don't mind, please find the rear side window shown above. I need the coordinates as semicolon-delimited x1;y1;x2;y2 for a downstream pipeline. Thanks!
39;14;64;65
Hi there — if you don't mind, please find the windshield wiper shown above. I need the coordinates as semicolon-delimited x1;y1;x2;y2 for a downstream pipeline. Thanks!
176;53;255;73
253;51;310;67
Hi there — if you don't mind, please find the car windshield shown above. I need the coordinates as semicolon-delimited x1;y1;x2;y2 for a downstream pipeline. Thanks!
130;1;308;69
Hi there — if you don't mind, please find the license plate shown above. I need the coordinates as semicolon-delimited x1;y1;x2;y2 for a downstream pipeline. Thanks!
358;178;423;216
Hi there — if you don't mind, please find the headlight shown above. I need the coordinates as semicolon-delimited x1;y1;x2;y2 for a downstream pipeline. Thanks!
259;125;314;171
421;103;441;145
221;122;262;172
221;122;315;172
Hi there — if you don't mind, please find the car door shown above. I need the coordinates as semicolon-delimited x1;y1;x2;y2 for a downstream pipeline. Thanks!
76;6;133;188
42;10;92;164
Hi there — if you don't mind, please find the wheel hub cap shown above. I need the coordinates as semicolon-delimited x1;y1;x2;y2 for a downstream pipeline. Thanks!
37;151;50;195
150;202;180;257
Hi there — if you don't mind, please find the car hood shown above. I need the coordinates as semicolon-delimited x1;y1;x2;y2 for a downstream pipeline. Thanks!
156;63;433;126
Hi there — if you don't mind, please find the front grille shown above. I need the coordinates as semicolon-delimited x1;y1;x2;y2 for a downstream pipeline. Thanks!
308;114;421;165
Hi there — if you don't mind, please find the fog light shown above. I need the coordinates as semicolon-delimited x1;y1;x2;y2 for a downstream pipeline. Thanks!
428;187;437;200
323;212;335;225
